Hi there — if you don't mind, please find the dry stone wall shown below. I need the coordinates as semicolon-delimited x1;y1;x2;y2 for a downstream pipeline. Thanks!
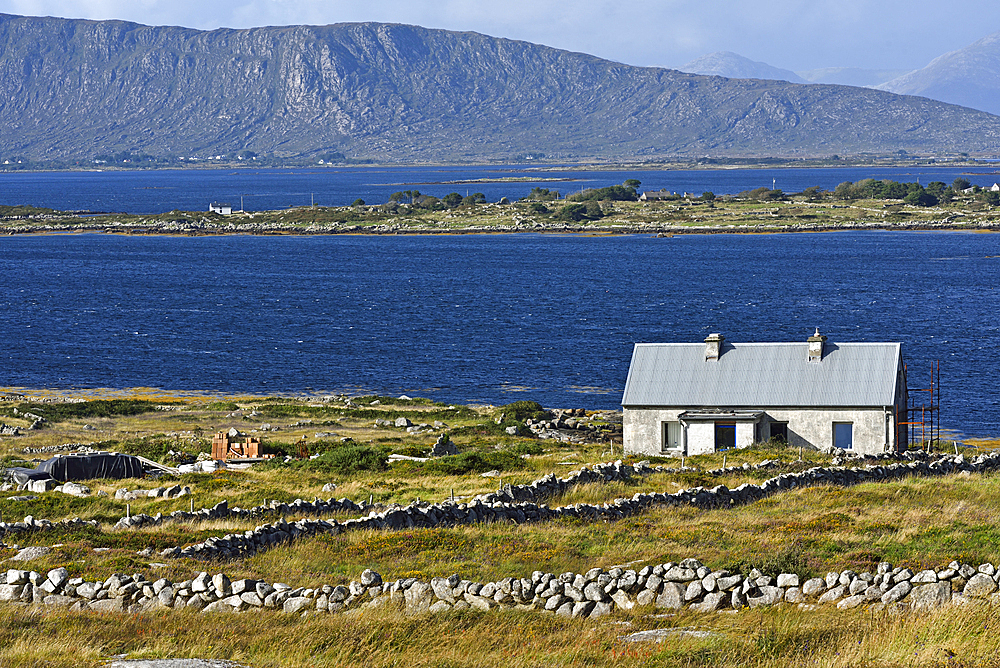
113;497;367;530
2;451;996;557
3;558;998;618
161;451;1000;561
0;516;98;541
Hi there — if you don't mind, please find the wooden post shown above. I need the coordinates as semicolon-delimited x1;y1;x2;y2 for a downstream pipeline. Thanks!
190;498;194;512
723;454;726;469
126;504;130;519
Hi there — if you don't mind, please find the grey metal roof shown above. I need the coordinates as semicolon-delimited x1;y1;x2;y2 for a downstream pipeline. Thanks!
622;341;901;408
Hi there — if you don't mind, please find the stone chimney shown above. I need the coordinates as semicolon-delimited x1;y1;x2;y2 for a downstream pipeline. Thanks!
807;328;827;362
704;333;724;361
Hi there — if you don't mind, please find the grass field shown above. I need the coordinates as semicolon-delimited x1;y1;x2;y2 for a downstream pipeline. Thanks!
2;391;999;667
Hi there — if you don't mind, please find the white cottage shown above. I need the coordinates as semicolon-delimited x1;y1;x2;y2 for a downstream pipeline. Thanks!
621;331;908;456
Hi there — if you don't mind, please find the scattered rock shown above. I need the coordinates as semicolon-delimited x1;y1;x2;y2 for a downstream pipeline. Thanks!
55;482;91;497
621;628;716;642
11;546;51;561
429;434;458;457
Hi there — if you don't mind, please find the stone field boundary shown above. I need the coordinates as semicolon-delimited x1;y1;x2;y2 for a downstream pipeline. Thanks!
163;451;999;561
2;556;996;619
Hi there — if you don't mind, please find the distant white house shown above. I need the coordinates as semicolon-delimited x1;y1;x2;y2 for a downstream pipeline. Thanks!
209;202;233;215
621;331;908;457
990;183;1000;193
639;190;674;201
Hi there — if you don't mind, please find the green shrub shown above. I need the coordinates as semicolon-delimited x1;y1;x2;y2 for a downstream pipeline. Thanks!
305;439;349;455
555;203;589;221
510;442;544;456
495;401;548;422
738;187;785;201
396;445;429;458
567;185;637;202
0;205;56;217
423;451;526;475
202;401;239;412
1;454;33;468
22;399;174;422
300;446;390;475
525;187;560;201
96;435;181;462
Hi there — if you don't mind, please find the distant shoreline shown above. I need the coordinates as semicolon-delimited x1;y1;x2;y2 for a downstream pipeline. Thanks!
3;221;998;237
3;158;999;176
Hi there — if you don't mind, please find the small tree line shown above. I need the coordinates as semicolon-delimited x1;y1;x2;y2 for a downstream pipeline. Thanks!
738;177;999;207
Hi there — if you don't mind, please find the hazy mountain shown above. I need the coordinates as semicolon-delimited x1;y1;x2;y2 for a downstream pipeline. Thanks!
797;67;912;88
680;51;806;83
3;14;1000;162
878;31;1000;116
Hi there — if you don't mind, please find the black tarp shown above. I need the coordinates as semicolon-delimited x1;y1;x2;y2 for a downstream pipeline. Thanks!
6;466;55;485
35;453;144;481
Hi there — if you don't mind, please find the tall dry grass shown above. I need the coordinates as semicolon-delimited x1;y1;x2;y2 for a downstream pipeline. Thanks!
5;596;1000;667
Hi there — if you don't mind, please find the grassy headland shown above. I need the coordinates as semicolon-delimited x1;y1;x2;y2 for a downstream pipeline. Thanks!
2;391;1000;666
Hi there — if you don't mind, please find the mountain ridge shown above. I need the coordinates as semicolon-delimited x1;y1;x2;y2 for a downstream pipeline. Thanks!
3;14;1000;161
878;31;1000;117
681;51;806;83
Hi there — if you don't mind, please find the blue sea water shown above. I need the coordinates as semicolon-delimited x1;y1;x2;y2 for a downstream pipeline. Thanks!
1;164;999;213
1;230;998;439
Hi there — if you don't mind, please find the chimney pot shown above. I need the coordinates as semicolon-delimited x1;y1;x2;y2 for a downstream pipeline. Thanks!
807;328;827;362
704;333;725;361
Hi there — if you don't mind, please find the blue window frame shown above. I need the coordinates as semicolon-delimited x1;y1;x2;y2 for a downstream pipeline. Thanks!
834;422;853;449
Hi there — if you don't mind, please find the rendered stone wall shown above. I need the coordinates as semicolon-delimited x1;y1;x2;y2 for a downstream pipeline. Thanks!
625;406;892;456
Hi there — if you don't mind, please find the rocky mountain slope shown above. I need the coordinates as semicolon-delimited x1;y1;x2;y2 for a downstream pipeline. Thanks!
3;14;1000;162
797;67;911;88
680;51;806;83
681;52;909;89
878;31;1000;117
680;51;808;84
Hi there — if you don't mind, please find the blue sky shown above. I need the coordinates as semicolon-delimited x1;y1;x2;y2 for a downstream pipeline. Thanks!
2;0;999;71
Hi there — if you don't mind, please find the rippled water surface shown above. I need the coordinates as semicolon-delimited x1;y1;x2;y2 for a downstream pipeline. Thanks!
1;231;998;438
2;164;999;212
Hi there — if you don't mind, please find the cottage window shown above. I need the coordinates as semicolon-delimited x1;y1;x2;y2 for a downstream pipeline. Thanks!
714;421;736;450
833;422;853;449
770;422;788;442
662;421;682;452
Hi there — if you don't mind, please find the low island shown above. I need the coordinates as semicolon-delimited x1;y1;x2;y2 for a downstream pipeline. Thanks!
3;177;1000;237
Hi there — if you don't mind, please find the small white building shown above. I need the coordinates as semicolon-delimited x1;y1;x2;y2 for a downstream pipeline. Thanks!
639;190;673;201
209;202;233;215
622;331;908;457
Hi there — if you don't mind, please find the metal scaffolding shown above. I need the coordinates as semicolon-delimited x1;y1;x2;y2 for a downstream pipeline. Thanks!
899;360;940;449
